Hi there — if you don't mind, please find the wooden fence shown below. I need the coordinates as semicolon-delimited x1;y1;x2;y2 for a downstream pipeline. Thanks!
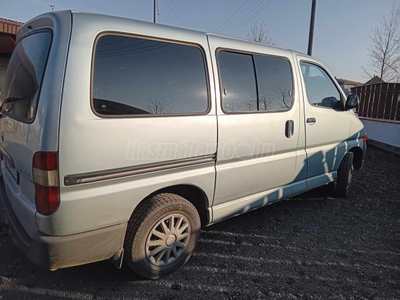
351;83;400;121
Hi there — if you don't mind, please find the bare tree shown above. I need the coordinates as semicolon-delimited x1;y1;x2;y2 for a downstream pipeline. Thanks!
258;92;273;111
275;86;292;109
246;21;275;45
362;5;400;82
145;98;172;114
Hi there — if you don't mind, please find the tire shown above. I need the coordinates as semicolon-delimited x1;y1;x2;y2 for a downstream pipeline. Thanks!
124;193;201;279
333;152;354;198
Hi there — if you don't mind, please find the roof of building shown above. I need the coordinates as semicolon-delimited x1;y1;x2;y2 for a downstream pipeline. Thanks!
0;18;23;35
365;76;385;85
335;78;363;87
0;18;23;26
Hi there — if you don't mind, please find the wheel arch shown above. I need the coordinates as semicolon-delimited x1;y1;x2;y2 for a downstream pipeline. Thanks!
137;184;211;227
348;146;363;170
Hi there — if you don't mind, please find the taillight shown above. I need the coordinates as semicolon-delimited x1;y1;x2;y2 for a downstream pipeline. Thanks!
363;135;368;142
33;152;59;215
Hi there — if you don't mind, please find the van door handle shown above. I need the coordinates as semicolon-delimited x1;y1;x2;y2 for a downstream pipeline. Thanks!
285;120;294;138
306;117;316;124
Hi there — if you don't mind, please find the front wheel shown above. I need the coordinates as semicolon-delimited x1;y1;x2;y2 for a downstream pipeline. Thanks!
124;193;201;279
333;152;354;198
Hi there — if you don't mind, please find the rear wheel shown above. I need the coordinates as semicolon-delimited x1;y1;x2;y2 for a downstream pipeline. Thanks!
333;152;354;198
124;193;200;279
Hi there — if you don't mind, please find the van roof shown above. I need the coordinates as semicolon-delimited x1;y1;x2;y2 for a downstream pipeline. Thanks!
24;10;309;57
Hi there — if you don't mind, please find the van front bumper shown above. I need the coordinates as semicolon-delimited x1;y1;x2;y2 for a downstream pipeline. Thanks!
3;186;126;271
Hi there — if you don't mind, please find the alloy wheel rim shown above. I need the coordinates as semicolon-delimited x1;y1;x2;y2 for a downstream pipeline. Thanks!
145;214;191;266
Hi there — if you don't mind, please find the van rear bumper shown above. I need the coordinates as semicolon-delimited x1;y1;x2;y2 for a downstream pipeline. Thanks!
3;188;126;270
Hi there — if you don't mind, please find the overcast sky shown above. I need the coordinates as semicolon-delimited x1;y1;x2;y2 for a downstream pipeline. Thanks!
0;0;397;83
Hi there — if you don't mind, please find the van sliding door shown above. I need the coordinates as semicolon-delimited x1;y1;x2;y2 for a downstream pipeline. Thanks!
208;35;303;222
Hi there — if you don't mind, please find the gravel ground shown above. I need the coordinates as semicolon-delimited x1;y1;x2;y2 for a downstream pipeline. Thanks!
0;146;399;300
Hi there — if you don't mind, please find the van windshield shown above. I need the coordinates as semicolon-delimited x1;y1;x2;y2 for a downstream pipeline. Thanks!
0;31;52;122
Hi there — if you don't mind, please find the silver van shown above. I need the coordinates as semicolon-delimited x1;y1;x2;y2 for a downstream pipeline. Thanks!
0;11;366;279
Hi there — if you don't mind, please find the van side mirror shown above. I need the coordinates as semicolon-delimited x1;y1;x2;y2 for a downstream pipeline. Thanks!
345;94;359;110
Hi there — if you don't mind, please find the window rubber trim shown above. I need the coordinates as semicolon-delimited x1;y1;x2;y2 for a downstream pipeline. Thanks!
90;32;212;118
216;47;296;115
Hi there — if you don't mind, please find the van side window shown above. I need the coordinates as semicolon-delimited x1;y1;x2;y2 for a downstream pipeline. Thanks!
92;35;209;116
218;51;293;113
300;62;341;108
255;55;293;111
218;52;257;112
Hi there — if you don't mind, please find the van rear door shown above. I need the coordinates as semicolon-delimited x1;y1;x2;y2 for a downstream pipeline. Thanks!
1;30;52;199
0;11;71;237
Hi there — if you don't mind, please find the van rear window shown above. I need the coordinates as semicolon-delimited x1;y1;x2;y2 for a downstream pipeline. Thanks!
92;35;209;116
0;31;52;122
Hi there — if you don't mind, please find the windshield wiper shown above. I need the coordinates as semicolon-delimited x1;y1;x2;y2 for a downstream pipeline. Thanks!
0;96;26;112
